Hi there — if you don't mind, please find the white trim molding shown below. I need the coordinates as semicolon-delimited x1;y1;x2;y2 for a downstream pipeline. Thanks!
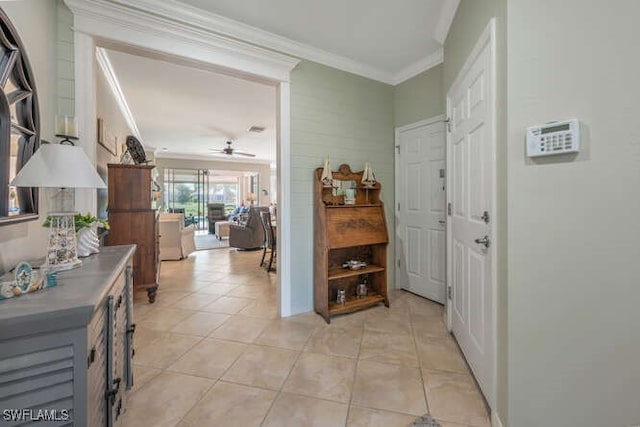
276;82;291;317
65;0;300;83
154;152;271;165
395;115;446;135
111;0;394;84
95;47;142;141
64;0;296;317
103;0;446;86
394;115;446;293
434;0;461;45
391;48;444;85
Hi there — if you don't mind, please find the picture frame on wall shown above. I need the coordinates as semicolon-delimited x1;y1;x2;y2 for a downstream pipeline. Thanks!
97;117;117;156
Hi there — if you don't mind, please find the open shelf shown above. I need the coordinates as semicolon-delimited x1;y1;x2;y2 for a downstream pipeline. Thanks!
324;204;383;208
328;293;386;315
328;264;385;280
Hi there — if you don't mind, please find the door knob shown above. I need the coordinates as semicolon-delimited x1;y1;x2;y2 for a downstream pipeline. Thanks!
474;236;490;248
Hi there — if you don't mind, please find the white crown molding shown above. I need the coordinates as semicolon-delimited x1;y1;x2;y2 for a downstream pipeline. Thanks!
95;47;142;141
434;0;460;45
64;0;300;83
106;0;397;84
154;151;271;165
391;48;444;85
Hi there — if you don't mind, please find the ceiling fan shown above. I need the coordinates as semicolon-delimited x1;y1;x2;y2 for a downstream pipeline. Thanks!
209;140;255;157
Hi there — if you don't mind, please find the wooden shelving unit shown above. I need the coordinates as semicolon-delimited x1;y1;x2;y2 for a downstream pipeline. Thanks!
314;163;389;323
328;265;385;280
106;164;160;303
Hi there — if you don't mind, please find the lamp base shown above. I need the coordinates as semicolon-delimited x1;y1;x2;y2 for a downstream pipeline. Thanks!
45;212;82;271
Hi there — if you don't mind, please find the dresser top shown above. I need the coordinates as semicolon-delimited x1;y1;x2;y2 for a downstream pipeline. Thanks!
0;245;136;341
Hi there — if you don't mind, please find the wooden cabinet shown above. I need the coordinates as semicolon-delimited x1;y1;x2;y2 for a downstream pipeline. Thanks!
314;164;389;323
0;246;136;427
106;164;159;303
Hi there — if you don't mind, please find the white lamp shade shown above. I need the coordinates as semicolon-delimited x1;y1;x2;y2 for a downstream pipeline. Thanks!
10;144;106;189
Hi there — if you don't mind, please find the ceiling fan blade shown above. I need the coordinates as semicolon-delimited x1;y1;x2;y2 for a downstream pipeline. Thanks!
234;151;256;157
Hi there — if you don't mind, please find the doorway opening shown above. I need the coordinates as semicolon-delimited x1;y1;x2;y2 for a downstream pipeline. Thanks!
69;0;299;316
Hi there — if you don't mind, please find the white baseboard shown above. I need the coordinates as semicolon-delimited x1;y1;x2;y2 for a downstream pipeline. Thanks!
492;410;505;427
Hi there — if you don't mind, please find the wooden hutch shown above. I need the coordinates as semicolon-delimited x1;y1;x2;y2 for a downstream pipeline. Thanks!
106;164;159;303
314;163;389;323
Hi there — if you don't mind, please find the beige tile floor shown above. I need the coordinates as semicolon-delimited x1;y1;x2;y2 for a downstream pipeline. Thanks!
123;248;490;427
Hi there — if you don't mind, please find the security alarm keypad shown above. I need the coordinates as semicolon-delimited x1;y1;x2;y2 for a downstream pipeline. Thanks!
526;119;579;157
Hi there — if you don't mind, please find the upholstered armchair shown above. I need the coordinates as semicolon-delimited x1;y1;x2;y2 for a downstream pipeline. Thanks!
229;206;268;249
207;203;227;234
158;213;196;260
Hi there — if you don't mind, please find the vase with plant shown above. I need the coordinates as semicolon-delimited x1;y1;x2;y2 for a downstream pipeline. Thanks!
43;213;109;257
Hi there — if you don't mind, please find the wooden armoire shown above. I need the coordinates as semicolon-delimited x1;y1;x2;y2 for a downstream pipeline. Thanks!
106;164;159;302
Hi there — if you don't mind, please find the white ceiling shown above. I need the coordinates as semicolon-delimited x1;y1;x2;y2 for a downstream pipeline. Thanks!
177;0;457;82
100;0;459;160
104;48;277;162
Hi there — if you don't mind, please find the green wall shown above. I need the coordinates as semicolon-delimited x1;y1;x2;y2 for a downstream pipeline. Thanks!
393;64;444;127
444;0;508;423
289;60;395;314
507;1;640;425
56;0;74;117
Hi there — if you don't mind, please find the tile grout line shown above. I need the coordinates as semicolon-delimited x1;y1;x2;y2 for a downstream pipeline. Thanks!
257;339;306;426
267;319;328;423
173;378;220;426
409;304;432;418
345;315;367;426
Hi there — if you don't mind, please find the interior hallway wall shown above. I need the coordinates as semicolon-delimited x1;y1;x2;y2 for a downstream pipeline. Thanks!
394;64;444;128
0;0;59;273
289;60;395;314
507;1;640;425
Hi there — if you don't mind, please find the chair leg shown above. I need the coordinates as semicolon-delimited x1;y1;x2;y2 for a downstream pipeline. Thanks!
267;248;274;272
260;245;267;267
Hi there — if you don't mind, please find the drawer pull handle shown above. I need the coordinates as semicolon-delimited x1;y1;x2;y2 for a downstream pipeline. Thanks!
87;347;96;367
105;377;121;404
115;398;123;419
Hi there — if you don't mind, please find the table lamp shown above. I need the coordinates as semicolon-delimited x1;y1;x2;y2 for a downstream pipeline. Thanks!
10;143;107;271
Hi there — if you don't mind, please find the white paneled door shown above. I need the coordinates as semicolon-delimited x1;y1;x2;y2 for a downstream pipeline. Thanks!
395;118;446;304
446;20;496;407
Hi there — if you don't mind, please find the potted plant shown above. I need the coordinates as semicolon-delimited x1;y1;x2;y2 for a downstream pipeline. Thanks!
43;213;109;257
